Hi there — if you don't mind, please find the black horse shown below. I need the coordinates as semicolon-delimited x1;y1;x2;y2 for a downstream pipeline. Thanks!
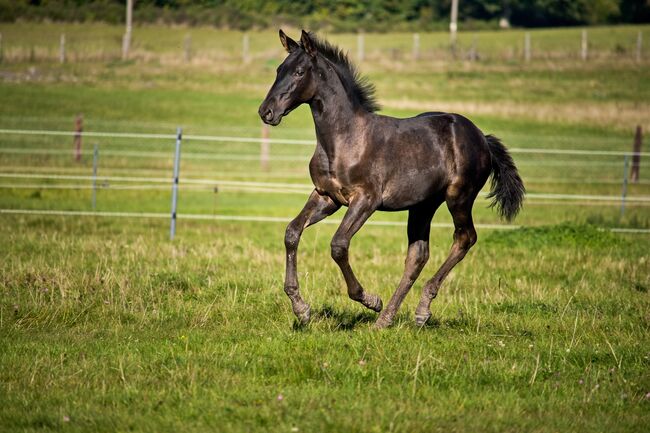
259;30;525;328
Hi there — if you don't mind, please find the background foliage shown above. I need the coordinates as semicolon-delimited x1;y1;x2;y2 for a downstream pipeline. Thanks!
1;0;650;31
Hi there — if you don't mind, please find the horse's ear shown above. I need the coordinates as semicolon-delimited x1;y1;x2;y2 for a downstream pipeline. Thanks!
300;30;317;58
279;29;298;53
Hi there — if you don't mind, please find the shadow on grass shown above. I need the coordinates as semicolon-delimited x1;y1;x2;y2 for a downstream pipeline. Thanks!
299;305;378;331
290;305;463;331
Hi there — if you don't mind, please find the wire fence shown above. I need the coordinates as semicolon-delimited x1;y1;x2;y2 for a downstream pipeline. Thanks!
0;28;646;65
0;127;648;235
2;208;649;234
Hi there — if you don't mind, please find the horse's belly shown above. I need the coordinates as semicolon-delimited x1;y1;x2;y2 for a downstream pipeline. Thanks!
380;172;445;210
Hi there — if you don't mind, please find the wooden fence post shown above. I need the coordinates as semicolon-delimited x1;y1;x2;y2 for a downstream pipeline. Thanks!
450;0;459;53
637;31;643;63
630;125;642;183
73;114;83;162
60;33;66;64
469;34;478;62
184;34;192;63
357;32;364;63
261;123;270;171
581;29;588;61
122;0;133;60
412;33;420;61
242;33;250;63
524;32;531;63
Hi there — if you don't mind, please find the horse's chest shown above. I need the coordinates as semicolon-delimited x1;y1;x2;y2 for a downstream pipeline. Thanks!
309;155;353;205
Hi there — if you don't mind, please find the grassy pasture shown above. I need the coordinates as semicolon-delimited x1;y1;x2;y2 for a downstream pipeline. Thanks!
0;23;649;432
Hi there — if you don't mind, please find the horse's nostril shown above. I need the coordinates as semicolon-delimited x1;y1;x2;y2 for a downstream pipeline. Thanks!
265;109;274;121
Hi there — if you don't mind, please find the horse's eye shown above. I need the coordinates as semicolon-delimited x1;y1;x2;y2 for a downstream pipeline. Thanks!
294;68;305;77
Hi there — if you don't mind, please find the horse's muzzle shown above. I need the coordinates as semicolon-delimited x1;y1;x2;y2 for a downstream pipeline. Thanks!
258;103;282;126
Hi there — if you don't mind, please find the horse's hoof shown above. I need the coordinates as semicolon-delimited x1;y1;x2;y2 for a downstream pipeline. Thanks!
414;312;431;327
293;304;311;325
374;315;392;329
364;294;383;313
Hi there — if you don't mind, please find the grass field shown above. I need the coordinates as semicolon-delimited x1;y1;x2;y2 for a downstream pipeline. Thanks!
1;22;649;432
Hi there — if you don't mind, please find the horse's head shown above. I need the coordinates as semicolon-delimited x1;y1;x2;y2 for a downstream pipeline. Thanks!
258;30;319;126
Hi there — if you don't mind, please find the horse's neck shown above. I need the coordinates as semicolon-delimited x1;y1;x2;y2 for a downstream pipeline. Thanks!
309;82;367;158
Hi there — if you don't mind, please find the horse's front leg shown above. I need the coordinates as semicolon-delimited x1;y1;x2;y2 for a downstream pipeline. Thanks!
285;190;340;324
330;194;383;313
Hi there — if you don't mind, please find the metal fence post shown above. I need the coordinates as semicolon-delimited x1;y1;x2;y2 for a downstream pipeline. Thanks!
170;127;182;240
630;125;642;183
91;143;98;210
620;154;629;217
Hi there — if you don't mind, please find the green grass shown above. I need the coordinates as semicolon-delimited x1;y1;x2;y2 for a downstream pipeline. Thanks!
1;22;650;432
1;217;649;432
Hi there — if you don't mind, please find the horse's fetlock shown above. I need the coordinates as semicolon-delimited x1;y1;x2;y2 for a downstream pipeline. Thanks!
284;285;299;297
348;290;364;302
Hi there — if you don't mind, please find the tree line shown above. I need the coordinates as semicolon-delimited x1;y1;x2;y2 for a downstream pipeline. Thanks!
1;1;649;31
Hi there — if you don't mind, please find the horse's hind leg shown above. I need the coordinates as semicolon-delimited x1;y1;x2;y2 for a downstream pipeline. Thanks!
414;195;478;326
330;194;383;313
375;204;439;329
285;190;341;324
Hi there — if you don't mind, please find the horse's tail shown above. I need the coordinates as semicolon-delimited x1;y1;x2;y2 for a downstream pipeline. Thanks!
485;134;525;221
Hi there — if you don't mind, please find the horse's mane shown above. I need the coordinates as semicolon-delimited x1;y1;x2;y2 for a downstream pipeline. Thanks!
301;33;380;113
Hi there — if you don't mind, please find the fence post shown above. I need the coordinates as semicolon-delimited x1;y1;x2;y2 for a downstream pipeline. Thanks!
620;155;629;217
60;33;66;64
170;127;182;240
242;33;250;63
73;114;83;162
261;122;270;171
524;32;531;63
637;31;643;63
581;29;588;61
1;32;4;63
450;0;459;53
630;125;642;183
122;0;133;60
469;34;478;62
357;32;364;63
184;34;192;63
91;144;98;210
412;33;420;61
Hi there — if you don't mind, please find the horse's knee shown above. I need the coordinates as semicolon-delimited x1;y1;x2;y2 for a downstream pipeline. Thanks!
284;222;301;250
330;237;349;263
